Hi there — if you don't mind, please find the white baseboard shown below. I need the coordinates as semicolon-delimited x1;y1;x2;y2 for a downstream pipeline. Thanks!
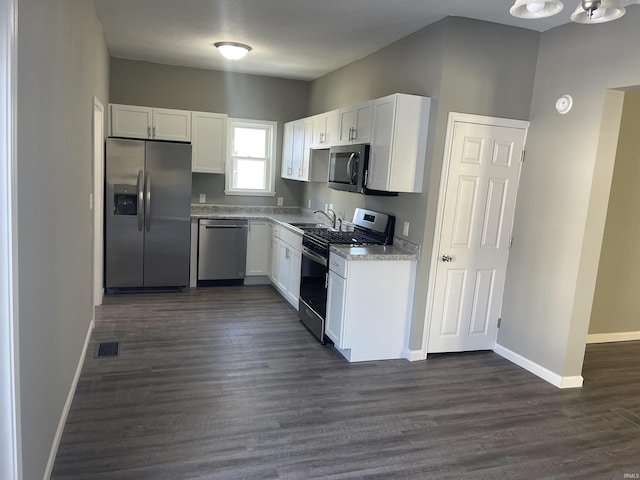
43;318;94;480
493;343;583;389
404;349;425;361
586;331;640;344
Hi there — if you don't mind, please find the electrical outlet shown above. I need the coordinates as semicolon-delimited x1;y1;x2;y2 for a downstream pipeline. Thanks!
324;203;329;213
328;203;334;212
277;197;284;206
89;193;93;210
403;221;410;236
199;193;206;204
307;199;312;209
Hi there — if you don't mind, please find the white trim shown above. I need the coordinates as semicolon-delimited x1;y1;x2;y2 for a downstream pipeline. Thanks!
420;112;530;358
586;331;640;344
404;349;425;362
42;319;94;480
225;118;278;197
92;97;104;310
494;343;584;389
0;0;20;478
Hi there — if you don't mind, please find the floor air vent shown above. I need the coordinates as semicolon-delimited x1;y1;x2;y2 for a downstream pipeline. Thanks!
96;341;120;358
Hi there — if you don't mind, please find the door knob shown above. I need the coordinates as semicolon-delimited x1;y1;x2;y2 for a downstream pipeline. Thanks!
441;254;453;262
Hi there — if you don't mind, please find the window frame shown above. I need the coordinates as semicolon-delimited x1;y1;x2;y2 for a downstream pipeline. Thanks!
224;118;277;197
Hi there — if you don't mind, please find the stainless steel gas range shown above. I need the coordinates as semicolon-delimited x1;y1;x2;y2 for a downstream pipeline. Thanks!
298;208;395;343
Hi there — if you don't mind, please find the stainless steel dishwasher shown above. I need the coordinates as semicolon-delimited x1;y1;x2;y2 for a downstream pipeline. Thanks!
197;219;248;286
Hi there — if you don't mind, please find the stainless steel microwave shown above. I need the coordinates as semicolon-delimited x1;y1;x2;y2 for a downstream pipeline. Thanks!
327;143;397;196
327;143;369;193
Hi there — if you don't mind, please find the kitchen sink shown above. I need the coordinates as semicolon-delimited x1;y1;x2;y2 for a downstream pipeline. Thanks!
288;222;330;229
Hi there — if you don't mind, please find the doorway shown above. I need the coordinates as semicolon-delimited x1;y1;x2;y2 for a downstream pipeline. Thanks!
423;112;529;354
92;97;104;310
588;88;640;344
0;0;20;478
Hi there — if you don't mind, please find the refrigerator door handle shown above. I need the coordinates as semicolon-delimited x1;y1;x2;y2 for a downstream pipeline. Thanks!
145;171;152;232
137;170;144;232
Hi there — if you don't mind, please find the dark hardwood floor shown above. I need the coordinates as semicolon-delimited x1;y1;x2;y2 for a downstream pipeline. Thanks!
51;286;640;479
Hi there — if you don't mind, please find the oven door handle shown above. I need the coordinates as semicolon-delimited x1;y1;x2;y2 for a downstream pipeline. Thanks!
301;246;328;267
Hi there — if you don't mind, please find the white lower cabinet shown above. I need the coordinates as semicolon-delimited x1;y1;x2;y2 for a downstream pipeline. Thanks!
270;224;302;310
246;221;270;276
326;252;415;362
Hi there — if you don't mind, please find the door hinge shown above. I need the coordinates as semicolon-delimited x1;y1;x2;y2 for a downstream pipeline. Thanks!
521;150;526;163
497;317;502;328
508;233;514;249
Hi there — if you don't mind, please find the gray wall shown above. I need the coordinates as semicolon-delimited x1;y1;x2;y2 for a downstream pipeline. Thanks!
498;8;640;377
16;1;110;478
305;17;540;350
587;90;640;335
110;58;310;207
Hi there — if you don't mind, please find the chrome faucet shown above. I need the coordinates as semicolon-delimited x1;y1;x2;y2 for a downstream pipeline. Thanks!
314;209;337;229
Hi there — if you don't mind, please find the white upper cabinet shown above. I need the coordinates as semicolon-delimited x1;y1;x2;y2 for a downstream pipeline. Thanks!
109;104;192;142
281;120;304;180
191;111;227;174
281;118;327;182
339;100;373;144
109;104;153;139
311;109;340;148
152;108;192;142
367;93;431;193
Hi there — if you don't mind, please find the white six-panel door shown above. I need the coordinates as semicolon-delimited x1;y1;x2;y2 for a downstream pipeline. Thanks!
427;115;527;353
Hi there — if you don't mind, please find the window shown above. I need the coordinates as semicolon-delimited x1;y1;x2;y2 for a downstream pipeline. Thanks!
225;118;277;196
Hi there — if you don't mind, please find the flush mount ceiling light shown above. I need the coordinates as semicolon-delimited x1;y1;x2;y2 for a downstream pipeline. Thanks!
213;42;252;61
510;0;635;23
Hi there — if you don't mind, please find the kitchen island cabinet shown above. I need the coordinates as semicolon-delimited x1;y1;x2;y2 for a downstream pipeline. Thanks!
326;251;415;362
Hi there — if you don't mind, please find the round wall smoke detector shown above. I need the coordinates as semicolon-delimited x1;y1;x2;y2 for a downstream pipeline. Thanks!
555;95;573;115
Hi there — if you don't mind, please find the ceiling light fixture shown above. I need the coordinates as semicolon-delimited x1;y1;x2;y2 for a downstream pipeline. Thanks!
510;0;634;23
213;42;252;61
570;0;626;22
510;0;564;18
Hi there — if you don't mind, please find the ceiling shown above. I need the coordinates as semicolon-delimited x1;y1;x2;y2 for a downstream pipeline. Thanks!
94;0;583;81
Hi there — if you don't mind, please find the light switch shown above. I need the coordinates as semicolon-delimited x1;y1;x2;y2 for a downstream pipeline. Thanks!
403;221;410;236
199;193;206;204
277;197;284;206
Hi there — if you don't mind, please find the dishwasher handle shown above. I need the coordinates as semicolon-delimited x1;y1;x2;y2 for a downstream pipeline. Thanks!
202;224;246;229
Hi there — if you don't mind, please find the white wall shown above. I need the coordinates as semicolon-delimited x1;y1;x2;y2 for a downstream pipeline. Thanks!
16;1;109;478
498;8;640;378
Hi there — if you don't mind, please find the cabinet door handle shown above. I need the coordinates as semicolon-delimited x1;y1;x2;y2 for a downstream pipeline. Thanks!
147;126;151;138
152;126;156;138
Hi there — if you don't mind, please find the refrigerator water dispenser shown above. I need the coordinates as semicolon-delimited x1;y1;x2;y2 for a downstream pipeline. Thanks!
113;184;137;215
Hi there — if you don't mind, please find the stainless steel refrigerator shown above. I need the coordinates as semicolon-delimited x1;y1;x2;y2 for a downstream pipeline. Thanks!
105;138;192;292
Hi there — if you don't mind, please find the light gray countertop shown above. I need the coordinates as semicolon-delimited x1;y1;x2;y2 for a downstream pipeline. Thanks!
330;244;418;261
191;204;419;260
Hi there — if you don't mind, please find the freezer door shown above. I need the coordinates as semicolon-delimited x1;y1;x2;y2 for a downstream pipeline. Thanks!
105;138;145;288
143;141;192;287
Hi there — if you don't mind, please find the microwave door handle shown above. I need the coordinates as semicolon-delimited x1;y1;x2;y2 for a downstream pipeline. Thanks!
347;153;358;184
